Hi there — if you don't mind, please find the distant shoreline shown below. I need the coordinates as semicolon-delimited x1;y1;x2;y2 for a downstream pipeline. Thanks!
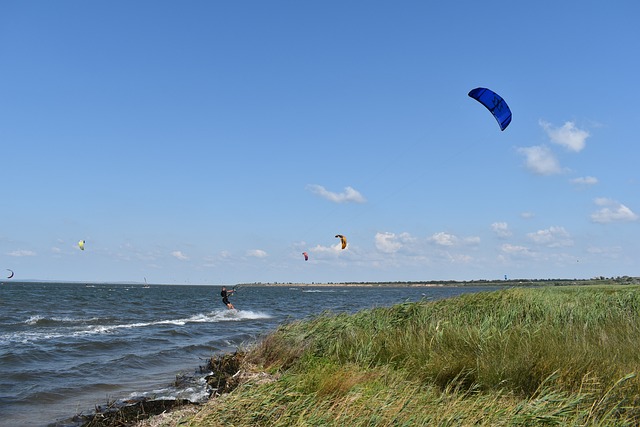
248;282;488;287
5;277;638;288
236;277;639;288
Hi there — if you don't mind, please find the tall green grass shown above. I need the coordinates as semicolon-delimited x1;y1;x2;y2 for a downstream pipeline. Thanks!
187;286;640;426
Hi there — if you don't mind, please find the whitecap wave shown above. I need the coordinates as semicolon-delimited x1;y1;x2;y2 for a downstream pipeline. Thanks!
208;309;272;322
98;309;272;331
3;310;273;343
126;374;211;403
24;315;45;325
24;315;103;326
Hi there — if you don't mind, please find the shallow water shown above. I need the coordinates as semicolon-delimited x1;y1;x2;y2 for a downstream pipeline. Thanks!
0;282;501;426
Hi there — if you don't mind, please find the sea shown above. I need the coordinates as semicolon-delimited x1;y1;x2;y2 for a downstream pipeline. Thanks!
0;282;502;426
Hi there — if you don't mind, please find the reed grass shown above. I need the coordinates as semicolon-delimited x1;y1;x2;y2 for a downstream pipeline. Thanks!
185;286;640;426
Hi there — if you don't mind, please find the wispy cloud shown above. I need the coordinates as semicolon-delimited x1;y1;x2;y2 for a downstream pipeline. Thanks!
309;243;345;255
570;176;598;186
527;226;573;247
518;145;564;175
429;232;457;246
491;222;512;238
465;236;481;245
7;249;36;257
171;251;189;261
246;249;268;258
500;243;533;256
374;231;414;254
540;120;589;152
445;252;473;264
306;184;366;204
586;245;623;259
429;232;479;247
591;198;638;223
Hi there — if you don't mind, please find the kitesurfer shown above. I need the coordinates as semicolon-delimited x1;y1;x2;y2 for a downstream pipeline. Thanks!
220;286;235;310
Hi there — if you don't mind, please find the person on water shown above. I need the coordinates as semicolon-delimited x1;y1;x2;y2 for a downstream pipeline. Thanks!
220;286;235;310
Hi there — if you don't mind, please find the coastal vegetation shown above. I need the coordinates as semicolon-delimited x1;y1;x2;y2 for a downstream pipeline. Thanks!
181;285;640;426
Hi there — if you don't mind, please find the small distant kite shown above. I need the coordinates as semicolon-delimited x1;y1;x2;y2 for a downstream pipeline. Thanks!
78;240;85;251
302;252;309;261
6;269;14;279
468;87;512;131
335;234;347;250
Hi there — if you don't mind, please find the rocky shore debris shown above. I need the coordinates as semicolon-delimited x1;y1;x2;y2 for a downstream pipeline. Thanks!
77;398;194;427
55;352;247;427
204;351;245;396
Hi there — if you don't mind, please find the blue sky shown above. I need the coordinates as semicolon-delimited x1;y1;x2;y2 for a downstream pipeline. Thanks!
1;1;638;284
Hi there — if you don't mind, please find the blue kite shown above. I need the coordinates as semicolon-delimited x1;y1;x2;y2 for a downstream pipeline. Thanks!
468;87;512;131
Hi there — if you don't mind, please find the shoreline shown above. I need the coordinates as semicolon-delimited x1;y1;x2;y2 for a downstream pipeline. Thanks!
138;285;640;426
236;277;639;287
59;354;245;427
53;279;639;426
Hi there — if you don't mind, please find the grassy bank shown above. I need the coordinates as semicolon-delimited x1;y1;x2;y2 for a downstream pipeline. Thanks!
184;286;640;426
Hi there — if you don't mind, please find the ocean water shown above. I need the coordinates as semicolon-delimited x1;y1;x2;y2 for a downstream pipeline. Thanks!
0;282;501;426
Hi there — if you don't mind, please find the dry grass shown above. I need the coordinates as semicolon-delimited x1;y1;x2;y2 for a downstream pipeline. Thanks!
134;406;200;427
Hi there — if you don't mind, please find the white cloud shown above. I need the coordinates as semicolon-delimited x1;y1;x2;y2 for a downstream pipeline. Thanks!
500;243;533;256
135;251;160;262
464;236;481;245
540;120;589;152
7;249;36;257
171;251;189;261
586;246;618;254
374;232;414;254
491;222;512;238
527;226;573;247
570;176;598;186
247;249;268;258
375;232;402;253
445;252;473;264
518;145;563;175
309;243;345;255
429;232;457;246
591;198;638;223
520;212;535;219
428;232;479;247
306;184;366;204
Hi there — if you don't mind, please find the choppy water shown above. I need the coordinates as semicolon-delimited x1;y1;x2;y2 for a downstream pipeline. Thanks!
0;282;500;426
